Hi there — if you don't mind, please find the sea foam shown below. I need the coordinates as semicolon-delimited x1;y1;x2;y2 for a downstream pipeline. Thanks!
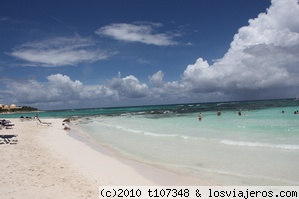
221;139;299;150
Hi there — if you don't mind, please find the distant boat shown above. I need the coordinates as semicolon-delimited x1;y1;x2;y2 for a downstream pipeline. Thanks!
295;94;299;100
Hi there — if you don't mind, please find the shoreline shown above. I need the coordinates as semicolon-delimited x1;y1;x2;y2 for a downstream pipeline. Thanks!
0;118;209;198
67;121;211;185
42;118;210;185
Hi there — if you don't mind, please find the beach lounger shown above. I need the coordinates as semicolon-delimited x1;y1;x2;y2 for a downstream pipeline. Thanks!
1;119;14;126
36;118;52;126
0;119;15;129
0;135;18;144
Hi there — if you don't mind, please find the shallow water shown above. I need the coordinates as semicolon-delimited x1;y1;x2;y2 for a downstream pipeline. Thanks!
77;105;299;185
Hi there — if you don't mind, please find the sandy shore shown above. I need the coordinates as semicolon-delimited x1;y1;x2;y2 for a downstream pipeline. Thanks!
0;118;207;198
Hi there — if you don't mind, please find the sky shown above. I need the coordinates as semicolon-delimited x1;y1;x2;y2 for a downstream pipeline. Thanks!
1;0;299;110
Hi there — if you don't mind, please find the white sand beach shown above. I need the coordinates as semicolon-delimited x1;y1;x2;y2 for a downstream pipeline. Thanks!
0;118;207;199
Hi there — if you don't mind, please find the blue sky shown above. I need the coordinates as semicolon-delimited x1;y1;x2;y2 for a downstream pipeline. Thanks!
1;0;299;110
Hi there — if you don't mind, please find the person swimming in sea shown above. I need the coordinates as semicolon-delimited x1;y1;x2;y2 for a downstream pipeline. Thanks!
217;110;221;116
238;109;242;116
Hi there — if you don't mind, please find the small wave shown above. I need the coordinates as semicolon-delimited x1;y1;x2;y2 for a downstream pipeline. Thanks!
113;125;194;140
120;113;131;116
221;140;299;150
131;130;192;140
143;132;180;137
142;132;196;140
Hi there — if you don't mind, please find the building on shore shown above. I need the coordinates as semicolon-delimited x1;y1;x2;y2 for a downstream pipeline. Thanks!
0;103;38;113
0;103;22;111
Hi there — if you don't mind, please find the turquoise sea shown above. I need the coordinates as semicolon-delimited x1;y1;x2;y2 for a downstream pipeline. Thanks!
4;99;299;185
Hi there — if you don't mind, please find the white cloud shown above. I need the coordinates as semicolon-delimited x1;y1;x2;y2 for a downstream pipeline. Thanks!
3;74;115;107
46;74;83;99
149;70;164;87
95;23;179;46
6;79;51;104
179;0;299;99
109;75;149;98
232;0;299;49
9;36;110;67
135;0;299;102
2;73;149;109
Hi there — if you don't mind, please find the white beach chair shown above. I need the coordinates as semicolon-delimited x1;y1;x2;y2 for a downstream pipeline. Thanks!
36;118;52;126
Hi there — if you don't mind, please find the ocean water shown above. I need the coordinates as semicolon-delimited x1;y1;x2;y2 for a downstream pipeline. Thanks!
3;99;299;185
72;99;299;185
